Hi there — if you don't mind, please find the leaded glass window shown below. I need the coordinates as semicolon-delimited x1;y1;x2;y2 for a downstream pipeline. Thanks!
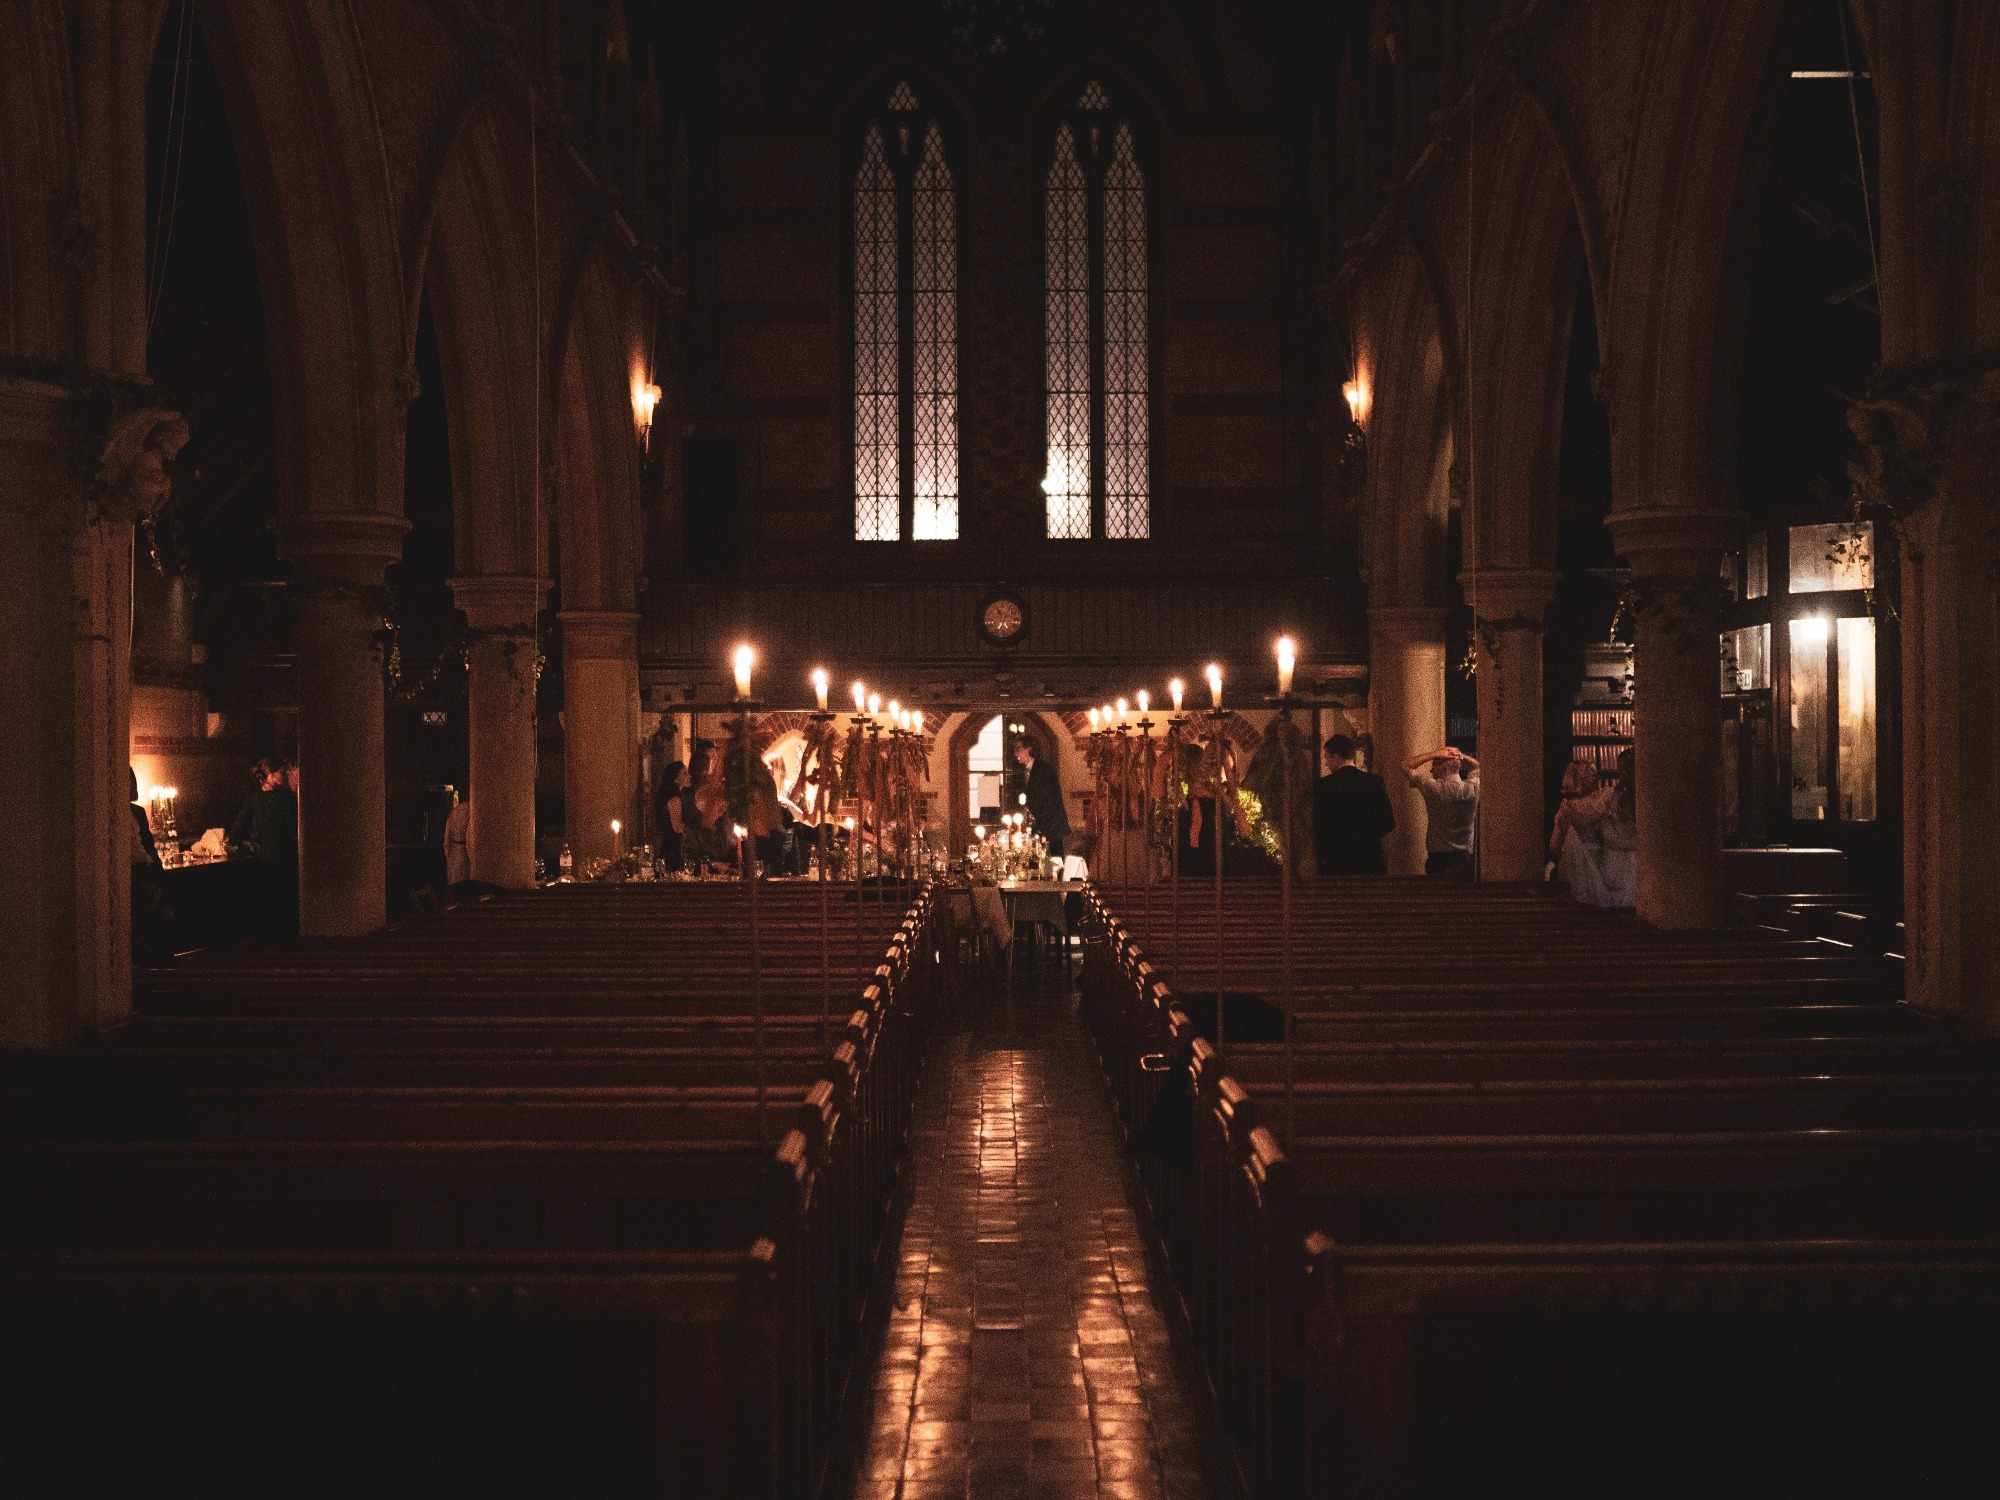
1042;82;1149;540
852;84;959;541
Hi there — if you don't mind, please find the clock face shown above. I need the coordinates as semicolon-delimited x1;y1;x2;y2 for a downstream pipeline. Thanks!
981;596;1025;644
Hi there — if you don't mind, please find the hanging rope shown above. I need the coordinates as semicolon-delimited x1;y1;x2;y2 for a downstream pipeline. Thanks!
146;0;196;339
1835;0;1881;297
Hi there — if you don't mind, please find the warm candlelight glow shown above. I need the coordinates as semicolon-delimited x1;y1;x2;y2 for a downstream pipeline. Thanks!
1206;663;1223;710
632;377;662;444
887;700;899;719
1276;636;1296;696
867;693;881;716
1088;707;1101;731
1115;697;1129;724
843;817;856;831
851;680;866;712
912;710;923;734
1137;690;1149;715
1169;678;1185;713
732;643;755;700
812;668;829;711
975;824;986;841
610;818;623;857
1342;376;1369;426
732;824;748;841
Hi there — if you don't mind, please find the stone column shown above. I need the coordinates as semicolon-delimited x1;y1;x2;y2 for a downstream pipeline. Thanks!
1368;606;1448;875
1851;368;2000;1030
0;381;184;1045
450;576;547;887
1462;569;1559;884
281;513;408;937
1607;509;1737;930
559;611;641;867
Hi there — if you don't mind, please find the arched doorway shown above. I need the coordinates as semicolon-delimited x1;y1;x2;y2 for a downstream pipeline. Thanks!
945;711;1062;863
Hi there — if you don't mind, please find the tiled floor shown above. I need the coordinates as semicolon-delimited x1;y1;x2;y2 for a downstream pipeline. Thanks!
835;965;1234;1500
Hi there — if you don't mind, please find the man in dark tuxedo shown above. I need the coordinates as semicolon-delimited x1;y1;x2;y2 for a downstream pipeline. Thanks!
1312;734;1395;875
1014;737;1070;851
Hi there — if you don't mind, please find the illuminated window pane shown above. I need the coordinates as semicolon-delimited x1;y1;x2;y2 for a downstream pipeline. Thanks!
1044;123;1091;539
911;123;958;540
1837;616;1877;822
1102;122;1149;539
853;124;899;541
1789;616;1829;820
1789;521;1874;593
1722;623;1770;693
1745;532;1768;599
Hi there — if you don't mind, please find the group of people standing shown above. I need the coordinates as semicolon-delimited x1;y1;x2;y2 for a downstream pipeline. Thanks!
1310;733;1634;906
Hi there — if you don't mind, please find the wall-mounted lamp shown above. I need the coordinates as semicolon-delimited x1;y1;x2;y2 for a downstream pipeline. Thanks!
633;379;662;451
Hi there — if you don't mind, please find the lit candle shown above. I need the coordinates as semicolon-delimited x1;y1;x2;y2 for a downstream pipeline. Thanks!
867;693;880;717
975;824;986;841
733;643;755;700
1115;697;1129;725
1170;678;1185;714
1088;707;1101;732
732;823;747;842
851;680;866;712
1276;636;1296;697
812;668;829;712
1137;690;1149;715
1206;663;1223;710
611;819;622;857
912;710;923;735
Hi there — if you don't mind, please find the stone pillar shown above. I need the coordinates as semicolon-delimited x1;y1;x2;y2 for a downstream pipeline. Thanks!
1851;368;2000;1030
281;514;408;937
560;611;641;866
1368;606;1448;875
0;381;183;1045
1463;569;1559;884
450;576;547;888
1607;509;1737;930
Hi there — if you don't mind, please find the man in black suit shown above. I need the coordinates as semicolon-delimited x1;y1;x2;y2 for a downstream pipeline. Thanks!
1014;737;1070;851
1312;734;1395;875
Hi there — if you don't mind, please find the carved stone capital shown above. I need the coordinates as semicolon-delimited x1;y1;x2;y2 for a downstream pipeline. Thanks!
92;406;188;523
449;574;549;633
277;510;410;590
1847;354;2000;523
1368;605;1448;644
1606;507;1741;580
557;609;641;661
1460;567;1559;625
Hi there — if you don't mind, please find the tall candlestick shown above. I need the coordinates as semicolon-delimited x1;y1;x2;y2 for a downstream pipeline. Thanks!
1206;663;1223;710
733;643;755;700
1276;636;1296;697
812;668;829;711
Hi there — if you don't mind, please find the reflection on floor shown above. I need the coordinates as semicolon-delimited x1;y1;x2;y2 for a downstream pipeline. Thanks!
834;958;1234;1500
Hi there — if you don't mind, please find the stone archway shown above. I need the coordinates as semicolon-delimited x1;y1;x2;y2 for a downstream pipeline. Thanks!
944;709;1062;862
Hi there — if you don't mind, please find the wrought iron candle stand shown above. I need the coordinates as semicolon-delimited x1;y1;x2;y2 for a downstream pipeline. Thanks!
1205;704;1231;1047
1265;690;1302;1145
809;707;839;1051
728;701;769;1147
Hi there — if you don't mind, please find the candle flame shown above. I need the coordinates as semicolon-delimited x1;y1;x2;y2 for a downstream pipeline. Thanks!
1169;678;1185;712
851;680;866;711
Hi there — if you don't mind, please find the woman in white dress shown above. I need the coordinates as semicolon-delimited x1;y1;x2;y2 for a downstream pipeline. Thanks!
1549;760;1616;906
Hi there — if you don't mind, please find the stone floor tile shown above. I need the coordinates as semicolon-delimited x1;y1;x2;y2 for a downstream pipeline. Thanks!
828;965;1231;1500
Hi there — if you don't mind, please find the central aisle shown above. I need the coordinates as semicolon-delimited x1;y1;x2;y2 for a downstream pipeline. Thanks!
836;967;1233;1500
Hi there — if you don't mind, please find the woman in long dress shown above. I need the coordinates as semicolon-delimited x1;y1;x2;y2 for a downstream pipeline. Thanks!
1549;760;1616;906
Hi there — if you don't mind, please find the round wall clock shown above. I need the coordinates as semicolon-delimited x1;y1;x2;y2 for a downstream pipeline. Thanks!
979;593;1027;646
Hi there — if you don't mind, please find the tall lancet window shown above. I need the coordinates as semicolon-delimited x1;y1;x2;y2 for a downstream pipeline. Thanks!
852;82;959;541
1044;81;1150;540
